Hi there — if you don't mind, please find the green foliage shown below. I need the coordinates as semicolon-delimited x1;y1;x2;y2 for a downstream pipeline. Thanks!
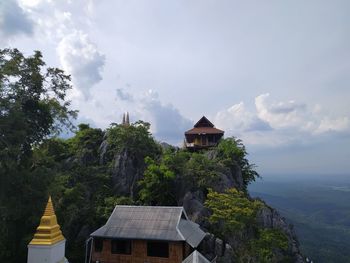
162;148;191;175
0;50;269;263
106;121;161;160
185;153;220;189
217;137;260;187
250;228;289;263
0;48;76;263
32;138;70;167
48;164;113;262
138;157;176;205
67;124;104;165
250;178;350;262
0;48;77;166
205;188;263;238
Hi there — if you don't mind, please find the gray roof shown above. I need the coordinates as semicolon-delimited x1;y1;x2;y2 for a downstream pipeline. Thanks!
91;205;205;248
178;219;206;248
182;250;212;263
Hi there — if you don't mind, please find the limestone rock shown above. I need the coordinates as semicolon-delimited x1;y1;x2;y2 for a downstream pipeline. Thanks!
111;148;145;198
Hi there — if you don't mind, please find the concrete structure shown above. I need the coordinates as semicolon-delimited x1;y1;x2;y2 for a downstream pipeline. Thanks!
27;196;68;263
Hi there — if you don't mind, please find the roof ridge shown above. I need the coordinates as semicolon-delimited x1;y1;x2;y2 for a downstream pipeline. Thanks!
114;205;184;209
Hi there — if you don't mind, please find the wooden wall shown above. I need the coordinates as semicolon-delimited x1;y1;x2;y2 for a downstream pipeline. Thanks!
91;239;185;263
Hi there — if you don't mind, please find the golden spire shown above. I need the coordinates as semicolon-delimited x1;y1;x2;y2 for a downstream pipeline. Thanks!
29;196;65;246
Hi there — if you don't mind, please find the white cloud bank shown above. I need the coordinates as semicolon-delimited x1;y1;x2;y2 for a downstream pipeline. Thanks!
114;88;192;145
57;31;105;100
0;0;33;39
10;0;105;101
215;93;350;147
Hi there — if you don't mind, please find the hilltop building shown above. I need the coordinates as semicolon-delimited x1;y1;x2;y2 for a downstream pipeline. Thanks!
27;196;68;263
184;116;224;150
86;205;211;263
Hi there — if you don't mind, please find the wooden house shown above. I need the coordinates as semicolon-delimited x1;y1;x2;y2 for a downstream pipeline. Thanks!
184;116;224;150
86;205;210;263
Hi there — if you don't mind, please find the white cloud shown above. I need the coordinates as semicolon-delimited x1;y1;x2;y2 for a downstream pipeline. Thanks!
11;0;104;101
110;89;192;145
255;93;308;129
116;88;134;102
140;90;192;144
215;102;271;135
57;31;105;100
215;93;350;147
315;117;349;134
18;0;43;8
0;0;33;40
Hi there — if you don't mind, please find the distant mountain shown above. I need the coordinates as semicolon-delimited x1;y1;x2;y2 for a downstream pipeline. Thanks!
249;176;350;263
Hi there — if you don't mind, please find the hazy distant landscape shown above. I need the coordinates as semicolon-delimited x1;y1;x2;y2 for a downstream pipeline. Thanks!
249;174;350;263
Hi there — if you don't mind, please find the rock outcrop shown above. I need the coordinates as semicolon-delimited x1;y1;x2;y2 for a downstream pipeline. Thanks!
256;204;304;263
98;140;304;262
111;148;145;198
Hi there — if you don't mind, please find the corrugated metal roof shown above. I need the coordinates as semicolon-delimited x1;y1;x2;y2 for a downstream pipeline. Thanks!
178;219;206;248
185;127;224;135
90;206;205;248
182;250;211;263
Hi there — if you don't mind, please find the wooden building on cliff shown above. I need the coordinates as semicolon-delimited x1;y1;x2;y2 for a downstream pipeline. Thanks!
184;116;224;150
86;205;210;263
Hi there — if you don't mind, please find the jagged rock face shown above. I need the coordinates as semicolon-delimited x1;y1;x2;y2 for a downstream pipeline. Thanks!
182;191;210;228
205;149;244;191
213;167;244;193
256;204;305;263
199;233;235;263
98;139;109;165
100;140;304;262
111;148;145;198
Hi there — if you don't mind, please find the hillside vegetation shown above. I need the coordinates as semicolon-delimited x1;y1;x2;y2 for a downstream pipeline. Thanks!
250;178;350;263
0;48;303;263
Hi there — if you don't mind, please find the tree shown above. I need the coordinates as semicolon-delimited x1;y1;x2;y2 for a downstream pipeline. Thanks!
250;228;289;263
0;48;76;263
67;124;104;165
185;152;220;190
205;188;262;239
0;48;77;166
217;137;260;188
138;157;176;205
106;121;161;161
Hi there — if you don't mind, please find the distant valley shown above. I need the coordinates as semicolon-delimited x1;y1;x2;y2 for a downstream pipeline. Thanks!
249;174;350;263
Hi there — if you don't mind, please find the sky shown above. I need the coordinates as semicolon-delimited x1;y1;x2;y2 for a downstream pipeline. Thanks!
1;0;350;175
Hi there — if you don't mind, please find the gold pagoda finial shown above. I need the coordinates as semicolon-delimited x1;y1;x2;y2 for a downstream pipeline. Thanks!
29;196;65;246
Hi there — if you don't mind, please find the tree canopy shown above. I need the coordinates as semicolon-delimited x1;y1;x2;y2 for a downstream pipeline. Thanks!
205;188;263;237
217;137;260;187
0;48;77;166
0;48;76;262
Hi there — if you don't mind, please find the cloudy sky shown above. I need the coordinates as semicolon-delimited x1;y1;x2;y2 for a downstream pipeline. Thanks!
1;0;349;175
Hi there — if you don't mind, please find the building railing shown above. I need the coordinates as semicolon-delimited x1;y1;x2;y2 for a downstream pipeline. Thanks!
185;141;218;148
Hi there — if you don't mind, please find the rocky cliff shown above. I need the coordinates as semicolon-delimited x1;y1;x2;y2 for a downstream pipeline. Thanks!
106;140;304;262
43;123;304;263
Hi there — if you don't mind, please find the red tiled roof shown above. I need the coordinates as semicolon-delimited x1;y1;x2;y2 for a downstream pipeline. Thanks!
185;127;224;135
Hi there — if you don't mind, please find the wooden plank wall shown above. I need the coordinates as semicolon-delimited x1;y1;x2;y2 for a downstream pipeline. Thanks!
91;239;184;263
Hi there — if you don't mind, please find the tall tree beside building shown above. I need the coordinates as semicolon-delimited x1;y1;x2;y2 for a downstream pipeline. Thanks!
0;48;76;262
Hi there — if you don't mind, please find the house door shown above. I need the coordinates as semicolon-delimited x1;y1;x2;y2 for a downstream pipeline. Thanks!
202;136;207;146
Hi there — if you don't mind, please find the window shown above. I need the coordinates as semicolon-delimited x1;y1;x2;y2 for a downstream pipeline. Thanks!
111;239;132;255
147;241;169;258
94;238;103;252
